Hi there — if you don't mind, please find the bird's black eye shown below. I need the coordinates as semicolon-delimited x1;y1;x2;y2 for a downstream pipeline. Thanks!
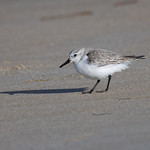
74;54;77;57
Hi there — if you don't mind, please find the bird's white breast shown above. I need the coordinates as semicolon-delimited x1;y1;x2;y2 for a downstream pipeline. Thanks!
74;55;130;79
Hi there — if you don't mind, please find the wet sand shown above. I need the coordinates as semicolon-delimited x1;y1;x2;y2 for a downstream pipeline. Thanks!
0;0;150;149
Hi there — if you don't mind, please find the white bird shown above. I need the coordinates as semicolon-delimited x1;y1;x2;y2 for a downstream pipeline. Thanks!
59;48;145;94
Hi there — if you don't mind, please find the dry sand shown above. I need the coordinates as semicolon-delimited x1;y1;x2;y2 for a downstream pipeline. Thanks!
0;0;150;149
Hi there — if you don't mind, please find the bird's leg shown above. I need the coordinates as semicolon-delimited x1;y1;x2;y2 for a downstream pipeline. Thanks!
105;75;112;92
82;80;100;94
96;75;112;93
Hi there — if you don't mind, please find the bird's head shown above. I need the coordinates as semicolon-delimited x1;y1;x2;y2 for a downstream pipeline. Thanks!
59;48;85;68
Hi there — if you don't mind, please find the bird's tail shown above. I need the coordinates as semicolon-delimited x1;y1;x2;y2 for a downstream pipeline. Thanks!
124;55;145;60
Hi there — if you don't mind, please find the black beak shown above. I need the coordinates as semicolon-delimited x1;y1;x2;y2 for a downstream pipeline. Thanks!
59;59;70;68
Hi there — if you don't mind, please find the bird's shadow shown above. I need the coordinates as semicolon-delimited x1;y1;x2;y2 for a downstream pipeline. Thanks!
0;88;87;95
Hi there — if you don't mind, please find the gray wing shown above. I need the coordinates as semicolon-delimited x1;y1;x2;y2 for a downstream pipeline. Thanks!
86;49;130;66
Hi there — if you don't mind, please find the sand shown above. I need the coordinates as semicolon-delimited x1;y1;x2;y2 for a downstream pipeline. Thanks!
0;0;150;149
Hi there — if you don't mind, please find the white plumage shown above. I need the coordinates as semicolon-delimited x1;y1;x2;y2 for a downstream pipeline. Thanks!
74;54;130;79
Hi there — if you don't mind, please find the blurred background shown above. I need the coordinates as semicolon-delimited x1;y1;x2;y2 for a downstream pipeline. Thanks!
0;0;149;70
0;0;150;150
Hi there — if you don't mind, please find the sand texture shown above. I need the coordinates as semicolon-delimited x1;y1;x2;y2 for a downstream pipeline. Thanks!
0;0;150;150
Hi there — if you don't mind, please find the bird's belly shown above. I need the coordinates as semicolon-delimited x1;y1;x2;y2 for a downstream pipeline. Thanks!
74;62;129;79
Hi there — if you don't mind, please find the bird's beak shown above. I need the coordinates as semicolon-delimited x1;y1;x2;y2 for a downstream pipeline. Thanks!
59;59;70;68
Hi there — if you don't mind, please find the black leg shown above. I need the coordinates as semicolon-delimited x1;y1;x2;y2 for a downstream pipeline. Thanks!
82;80;100;94
105;75;112;92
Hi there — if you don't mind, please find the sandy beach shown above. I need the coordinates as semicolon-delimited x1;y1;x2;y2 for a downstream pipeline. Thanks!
0;0;150;149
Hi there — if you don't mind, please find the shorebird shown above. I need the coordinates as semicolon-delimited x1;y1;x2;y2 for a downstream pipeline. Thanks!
59;48;145;94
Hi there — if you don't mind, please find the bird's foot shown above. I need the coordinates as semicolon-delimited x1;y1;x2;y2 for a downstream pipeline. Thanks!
96;89;108;93
82;90;93;94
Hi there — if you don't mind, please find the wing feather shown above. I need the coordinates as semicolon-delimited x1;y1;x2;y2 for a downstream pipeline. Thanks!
86;49;130;66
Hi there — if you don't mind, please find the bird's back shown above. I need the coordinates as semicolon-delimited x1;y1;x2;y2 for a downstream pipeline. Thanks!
85;49;124;66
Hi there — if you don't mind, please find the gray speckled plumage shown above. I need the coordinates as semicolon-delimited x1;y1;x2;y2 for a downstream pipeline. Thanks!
83;48;142;67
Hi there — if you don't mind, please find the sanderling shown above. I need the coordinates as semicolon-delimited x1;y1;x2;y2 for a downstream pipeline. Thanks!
59;48;145;94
